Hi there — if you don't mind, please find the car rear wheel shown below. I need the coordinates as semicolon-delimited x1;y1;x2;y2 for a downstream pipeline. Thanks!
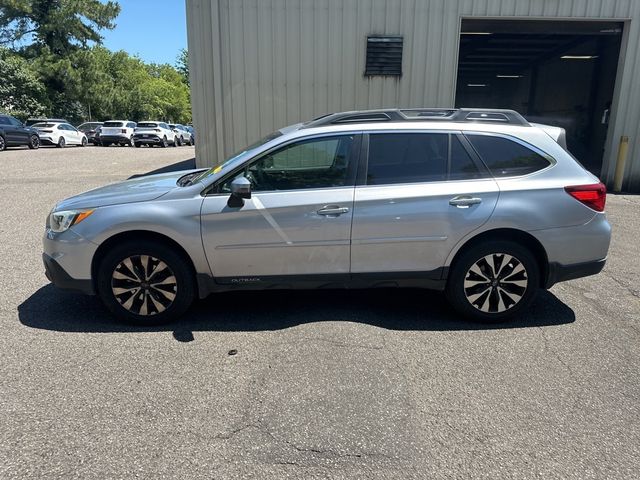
161;136;168;148
28;135;40;149
445;241;539;323
81;137;88;147
189;136;194;146
101;141;110;147
57;137;66;148
0;135;5;151
134;142;141;148
97;241;196;325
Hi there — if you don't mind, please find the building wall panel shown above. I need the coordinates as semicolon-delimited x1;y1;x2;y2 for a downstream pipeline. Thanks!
187;0;640;190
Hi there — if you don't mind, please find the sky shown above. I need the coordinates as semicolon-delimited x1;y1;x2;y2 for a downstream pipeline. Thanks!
101;0;188;65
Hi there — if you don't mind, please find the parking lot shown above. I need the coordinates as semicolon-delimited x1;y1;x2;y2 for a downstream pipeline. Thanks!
1;144;638;479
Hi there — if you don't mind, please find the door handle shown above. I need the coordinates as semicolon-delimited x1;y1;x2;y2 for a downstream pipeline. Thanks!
449;196;482;208
317;205;350;216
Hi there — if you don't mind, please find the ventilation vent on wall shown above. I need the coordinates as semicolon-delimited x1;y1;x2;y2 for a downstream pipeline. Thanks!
365;36;403;76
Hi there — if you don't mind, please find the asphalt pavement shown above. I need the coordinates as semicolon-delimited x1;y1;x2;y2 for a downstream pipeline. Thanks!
0;144;638;479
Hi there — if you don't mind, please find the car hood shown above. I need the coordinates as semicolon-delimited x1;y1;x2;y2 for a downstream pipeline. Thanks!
54;170;194;210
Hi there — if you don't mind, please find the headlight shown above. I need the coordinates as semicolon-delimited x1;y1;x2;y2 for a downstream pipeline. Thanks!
48;209;95;233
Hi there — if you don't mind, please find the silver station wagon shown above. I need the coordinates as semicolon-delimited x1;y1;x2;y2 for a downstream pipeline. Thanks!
43;108;611;324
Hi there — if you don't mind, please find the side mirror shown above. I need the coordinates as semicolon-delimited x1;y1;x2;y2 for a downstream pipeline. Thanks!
230;176;251;199
228;176;251;208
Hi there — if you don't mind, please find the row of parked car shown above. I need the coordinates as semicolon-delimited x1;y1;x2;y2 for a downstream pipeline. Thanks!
0;114;195;151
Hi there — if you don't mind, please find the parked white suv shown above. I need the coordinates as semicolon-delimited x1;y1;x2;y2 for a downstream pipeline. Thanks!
169;124;194;146
133;121;178;148
99;120;136;147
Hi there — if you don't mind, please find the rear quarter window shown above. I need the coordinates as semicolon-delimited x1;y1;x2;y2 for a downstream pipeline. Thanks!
465;134;550;177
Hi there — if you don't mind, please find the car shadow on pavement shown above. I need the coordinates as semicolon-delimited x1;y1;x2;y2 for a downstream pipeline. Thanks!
128;157;196;179
18;285;575;338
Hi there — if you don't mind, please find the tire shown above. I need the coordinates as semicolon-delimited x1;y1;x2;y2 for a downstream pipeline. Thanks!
101;141;110;147
161;136;168;148
128;136;134;147
57;137;66;148
177;136;183;147
96;241;196;325
173;136;179;147
445;240;540;323
0;135;6;151
134;142;141;148
81;137;88;147
28;135;40;149
189;136;194;146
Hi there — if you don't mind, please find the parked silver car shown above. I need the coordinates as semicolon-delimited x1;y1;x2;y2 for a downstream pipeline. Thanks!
43;108;611;324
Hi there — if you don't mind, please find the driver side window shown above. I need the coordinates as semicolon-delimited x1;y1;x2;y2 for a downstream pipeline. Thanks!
222;135;355;193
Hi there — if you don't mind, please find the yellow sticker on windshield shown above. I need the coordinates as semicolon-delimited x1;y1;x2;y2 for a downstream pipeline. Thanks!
213;165;222;174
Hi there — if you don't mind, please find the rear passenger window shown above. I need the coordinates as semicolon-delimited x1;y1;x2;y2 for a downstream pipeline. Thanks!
450;136;483;180
466;134;550;177
367;133;448;185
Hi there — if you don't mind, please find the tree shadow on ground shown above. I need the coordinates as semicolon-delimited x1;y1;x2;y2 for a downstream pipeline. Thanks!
18;285;575;341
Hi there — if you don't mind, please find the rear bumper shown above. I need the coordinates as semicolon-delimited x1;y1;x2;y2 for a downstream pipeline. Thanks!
545;258;606;289
100;135;129;143
43;253;94;295
134;135;163;144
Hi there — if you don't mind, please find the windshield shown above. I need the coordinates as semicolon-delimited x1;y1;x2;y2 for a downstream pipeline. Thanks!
103;121;124;127
137;122;158;128
191;131;283;184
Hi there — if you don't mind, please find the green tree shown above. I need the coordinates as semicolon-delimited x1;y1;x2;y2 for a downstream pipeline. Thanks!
0;0;120;55
176;48;189;85
0;47;48;119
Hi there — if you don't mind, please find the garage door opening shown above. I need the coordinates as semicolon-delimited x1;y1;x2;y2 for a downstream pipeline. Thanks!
455;19;623;177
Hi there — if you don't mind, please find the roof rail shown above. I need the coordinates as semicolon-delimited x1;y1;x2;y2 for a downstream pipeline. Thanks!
302;108;530;128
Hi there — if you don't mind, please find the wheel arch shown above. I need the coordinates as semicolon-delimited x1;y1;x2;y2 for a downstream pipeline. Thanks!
91;230;198;291
447;228;549;288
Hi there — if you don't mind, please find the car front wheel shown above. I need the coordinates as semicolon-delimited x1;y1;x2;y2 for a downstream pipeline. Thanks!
97;241;195;325
57;137;66;148
0;135;6;151
28;135;40;149
445;240;539;323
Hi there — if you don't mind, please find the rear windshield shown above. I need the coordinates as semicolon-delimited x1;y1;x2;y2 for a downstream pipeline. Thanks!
137;122;158;128
103;121;124;127
33;123;56;128
78;123;101;130
168;124;176;129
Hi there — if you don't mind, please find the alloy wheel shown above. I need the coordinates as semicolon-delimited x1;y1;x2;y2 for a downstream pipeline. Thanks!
463;253;528;313
111;255;178;316
0;136;5;151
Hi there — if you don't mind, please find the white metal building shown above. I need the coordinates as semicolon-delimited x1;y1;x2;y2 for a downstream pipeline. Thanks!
186;0;640;191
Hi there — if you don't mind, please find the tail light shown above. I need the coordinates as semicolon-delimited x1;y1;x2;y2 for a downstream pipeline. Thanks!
121;129;127;133
565;182;606;212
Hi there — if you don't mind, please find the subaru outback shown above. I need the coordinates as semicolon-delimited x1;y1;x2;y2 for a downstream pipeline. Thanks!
43;108;611;324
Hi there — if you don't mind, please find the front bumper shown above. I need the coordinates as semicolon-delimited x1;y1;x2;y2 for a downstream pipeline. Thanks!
43;227;98;294
43;253;94;295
